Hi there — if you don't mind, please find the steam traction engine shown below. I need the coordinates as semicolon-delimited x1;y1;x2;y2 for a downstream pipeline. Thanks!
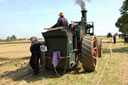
42;10;102;72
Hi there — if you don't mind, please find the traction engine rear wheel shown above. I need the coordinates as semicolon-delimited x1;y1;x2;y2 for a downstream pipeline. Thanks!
98;39;102;57
81;36;98;71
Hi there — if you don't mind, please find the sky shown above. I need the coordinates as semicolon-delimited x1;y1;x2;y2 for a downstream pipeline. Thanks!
0;0;124;39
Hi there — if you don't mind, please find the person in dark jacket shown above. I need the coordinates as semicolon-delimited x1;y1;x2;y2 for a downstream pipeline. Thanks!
29;37;41;74
50;12;68;30
113;33;117;44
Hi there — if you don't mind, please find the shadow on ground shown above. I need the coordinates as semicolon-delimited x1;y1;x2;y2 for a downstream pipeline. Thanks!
0;57;30;66
0;63;88;84
112;47;128;54
0;57;11;61
103;40;124;44
102;45;128;55
0;64;58;83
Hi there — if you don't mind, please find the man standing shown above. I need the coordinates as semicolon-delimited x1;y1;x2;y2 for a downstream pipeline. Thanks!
29;37;41;74
51;12;68;29
113;33;117;44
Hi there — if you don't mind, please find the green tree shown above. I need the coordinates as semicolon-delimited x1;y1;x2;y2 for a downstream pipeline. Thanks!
6;36;10;41
10;35;17;40
115;0;128;34
6;35;17;41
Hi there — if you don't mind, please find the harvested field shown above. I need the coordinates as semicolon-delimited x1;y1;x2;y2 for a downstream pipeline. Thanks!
0;37;128;85
0;42;31;66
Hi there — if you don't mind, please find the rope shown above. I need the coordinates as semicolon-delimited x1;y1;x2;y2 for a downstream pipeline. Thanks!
53;53;74;77
54;55;69;77
54;67;61;77
96;40;113;85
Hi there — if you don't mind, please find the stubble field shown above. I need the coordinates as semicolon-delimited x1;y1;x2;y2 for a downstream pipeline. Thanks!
0;37;128;85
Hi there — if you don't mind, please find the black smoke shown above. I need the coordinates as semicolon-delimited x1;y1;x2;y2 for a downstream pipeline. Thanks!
75;0;90;10
75;0;85;10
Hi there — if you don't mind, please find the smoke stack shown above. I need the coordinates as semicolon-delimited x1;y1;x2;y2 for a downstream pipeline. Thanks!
81;9;87;22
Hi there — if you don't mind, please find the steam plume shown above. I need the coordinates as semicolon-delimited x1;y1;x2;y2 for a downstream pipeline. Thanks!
75;0;90;10
75;0;85;10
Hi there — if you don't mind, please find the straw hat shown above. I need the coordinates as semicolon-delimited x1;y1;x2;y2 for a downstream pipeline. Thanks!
59;12;64;16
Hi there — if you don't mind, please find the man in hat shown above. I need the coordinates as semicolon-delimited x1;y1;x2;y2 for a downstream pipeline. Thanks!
50;12;68;29
29;37;41;74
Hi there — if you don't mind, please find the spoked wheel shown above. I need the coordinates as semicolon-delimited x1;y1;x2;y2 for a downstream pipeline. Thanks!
98;39;102;57
93;37;98;68
81;36;99;71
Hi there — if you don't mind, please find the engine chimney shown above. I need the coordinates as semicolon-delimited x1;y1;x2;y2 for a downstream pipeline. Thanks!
81;10;87;23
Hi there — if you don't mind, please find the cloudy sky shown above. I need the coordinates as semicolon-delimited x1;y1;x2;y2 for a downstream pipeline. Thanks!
0;0;124;39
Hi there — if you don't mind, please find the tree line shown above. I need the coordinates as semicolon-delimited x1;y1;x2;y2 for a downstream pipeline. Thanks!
0;35;26;41
115;0;128;35
6;35;17;41
0;35;43;41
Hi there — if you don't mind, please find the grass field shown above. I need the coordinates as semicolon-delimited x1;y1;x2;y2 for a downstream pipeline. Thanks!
0;37;128;85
